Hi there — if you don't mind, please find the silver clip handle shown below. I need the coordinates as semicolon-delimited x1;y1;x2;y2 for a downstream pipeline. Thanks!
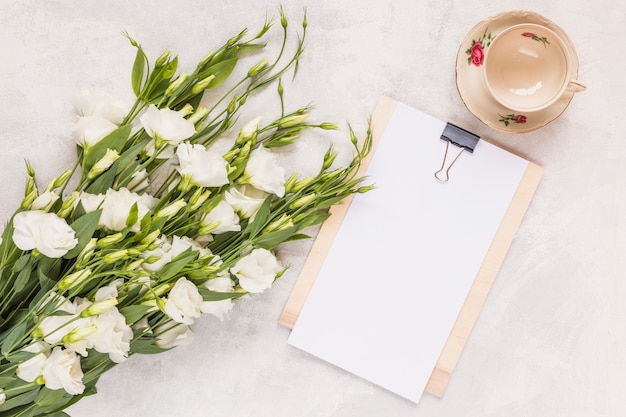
434;140;465;183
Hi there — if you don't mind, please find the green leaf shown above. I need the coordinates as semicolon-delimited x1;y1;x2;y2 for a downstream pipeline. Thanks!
82;124;132;173
131;46;147;97
0;386;40;412
64;209;102;259
125;202;139;229
13;267;32;293
35;387;68;408
198;287;243;302
0;376;15;385
4;349;36;364
130;336;169;354
0;321;27;355
251;226;299;250
119;305;152;325
158;249;198;282
84;165;117;194
283;233;311;242
11;253;31;274
246;196;272;239
198;58;239;89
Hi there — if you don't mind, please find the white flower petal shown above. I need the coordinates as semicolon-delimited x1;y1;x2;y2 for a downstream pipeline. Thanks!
140;105;196;145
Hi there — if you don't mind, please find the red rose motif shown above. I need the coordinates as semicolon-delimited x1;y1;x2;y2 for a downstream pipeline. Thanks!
521;32;535;38
498;113;528;126
513;114;527;124
470;42;485;67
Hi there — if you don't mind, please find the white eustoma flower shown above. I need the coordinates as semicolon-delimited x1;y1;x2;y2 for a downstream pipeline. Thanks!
31;191;60;212
245;146;285;197
71;115;118;148
175;142;229;187
41;347;85;395
154;322;195;349
37;294;92;349
77;192;105;212
230;248;283;293
99;187;158;232
16;341;49;383
0;388;5;405
201;277;236;321
224;185;268;220
140;105;196;146
201;199;241;235
164;277;203;325
90;307;133;363
12;210;78;258
73;90;127;125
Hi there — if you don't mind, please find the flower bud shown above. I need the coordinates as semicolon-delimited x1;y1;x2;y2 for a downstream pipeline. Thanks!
57;192;79;218
87;149;120;180
188;106;209;125
319;122;339;130
264;214;294;233
124;258;145;271
189;189;211;211
143;255;161;265
77;238;98;263
191;74;216;94
156;200;187;220
103;249;129;264
153;283;173;297
278;114;310;128
350;128;359;145
140;230;161;246
248;58;269;77
155;49;171;67
289;193;317;209
62;324;97;344
31;191;60;212
25;160;36;177
277;79;284;96
178;103;194;117
97;232;124;248
284;173;299;193
49;169;74;191
21;188;38;209
280;8;288;28
165;72;189;97
239;116;263;140
198;50;215;68
81;298;118;317
357;185;375;193
322;148;338;171
58;268;92;291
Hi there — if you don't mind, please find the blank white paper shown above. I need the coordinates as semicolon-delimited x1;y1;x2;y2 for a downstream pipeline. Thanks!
287;102;528;403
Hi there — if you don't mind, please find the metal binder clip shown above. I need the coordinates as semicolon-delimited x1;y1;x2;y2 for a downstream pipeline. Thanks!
434;122;480;183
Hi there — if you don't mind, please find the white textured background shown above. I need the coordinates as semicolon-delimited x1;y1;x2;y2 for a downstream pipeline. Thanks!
1;1;624;416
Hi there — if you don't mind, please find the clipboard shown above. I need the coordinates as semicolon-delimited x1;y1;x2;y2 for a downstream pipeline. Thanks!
279;96;543;400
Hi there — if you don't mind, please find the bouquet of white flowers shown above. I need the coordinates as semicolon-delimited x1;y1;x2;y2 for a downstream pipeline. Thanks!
0;9;372;416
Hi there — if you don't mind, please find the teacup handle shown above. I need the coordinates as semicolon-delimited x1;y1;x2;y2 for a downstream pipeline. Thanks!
567;80;587;93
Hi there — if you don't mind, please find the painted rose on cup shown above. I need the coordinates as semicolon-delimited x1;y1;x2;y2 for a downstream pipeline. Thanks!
466;29;493;67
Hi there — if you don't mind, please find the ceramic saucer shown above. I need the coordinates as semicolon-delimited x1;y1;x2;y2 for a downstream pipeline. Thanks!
456;10;580;134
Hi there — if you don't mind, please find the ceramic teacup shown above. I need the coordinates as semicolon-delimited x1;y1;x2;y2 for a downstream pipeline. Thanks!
484;23;585;113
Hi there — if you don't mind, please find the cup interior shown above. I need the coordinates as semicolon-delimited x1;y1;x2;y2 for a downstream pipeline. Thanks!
485;24;569;112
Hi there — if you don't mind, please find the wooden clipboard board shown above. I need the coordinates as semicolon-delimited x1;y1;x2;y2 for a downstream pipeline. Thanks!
279;95;543;397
